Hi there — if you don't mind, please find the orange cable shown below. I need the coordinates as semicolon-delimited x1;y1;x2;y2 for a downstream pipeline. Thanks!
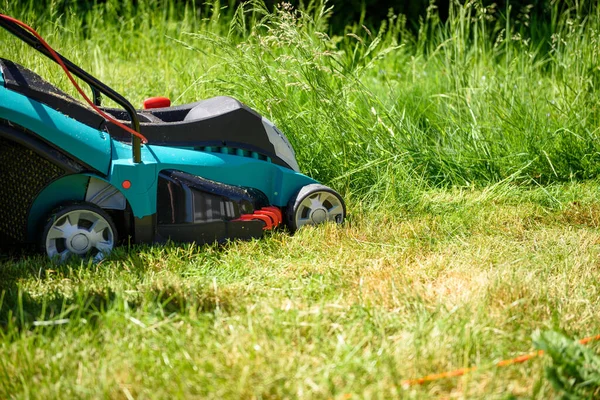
401;333;600;387
0;14;148;144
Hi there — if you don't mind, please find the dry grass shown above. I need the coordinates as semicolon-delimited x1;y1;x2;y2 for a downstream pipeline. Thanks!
2;183;600;398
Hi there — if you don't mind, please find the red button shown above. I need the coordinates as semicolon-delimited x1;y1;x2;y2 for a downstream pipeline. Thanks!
122;180;131;189
143;97;171;109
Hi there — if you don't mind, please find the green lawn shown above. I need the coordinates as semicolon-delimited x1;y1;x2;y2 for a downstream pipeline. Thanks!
2;0;600;398
3;183;600;398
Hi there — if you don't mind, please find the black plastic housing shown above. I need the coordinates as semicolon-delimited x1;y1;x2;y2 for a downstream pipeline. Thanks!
155;170;269;243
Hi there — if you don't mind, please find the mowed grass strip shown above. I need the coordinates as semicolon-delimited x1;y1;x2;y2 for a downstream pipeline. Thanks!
1;183;600;398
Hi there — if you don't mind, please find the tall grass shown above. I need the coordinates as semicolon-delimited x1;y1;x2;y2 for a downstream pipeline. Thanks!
3;0;600;204
192;0;600;194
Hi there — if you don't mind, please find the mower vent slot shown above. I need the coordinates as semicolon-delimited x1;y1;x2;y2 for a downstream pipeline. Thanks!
197;146;272;163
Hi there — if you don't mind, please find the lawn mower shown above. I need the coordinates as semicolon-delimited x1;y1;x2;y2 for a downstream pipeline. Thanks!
0;14;345;262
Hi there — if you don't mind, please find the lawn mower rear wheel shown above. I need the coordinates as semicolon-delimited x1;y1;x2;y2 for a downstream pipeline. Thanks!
41;202;117;263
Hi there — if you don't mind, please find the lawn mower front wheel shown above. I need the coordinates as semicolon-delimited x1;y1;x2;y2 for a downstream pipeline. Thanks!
41;202;117;263
286;184;345;232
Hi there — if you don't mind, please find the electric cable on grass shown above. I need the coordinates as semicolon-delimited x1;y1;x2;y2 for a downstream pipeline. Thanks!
401;333;600;386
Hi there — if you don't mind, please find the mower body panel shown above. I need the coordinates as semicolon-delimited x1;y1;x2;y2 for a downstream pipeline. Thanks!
0;68;111;174
0;58;322;248
107;140;316;219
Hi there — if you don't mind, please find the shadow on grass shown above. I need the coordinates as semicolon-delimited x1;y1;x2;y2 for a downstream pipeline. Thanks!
0;253;119;331
0;245;237;333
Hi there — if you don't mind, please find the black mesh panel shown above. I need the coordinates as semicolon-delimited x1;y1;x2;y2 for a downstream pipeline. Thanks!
0;137;65;242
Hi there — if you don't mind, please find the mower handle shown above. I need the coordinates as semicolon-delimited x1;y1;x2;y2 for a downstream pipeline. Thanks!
0;17;143;163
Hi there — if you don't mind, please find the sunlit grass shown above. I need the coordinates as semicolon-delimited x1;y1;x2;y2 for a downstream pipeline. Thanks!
2;182;600;398
1;0;600;397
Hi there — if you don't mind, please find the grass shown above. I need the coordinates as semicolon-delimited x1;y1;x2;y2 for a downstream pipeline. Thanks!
2;0;600;397
3;183;600;398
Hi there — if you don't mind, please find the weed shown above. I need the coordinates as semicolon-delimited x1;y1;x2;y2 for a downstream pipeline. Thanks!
534;331;600;399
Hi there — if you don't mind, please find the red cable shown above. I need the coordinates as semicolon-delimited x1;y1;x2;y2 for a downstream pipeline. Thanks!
401;334;600;386
0;14;148;144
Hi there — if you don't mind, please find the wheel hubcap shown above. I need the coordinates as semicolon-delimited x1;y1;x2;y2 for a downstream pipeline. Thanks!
295;191;344;229
70;233;90;252
45;209;114;262
310;208;327;224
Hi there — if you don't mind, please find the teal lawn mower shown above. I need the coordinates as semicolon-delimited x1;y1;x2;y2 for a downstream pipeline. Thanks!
0;14;345;262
